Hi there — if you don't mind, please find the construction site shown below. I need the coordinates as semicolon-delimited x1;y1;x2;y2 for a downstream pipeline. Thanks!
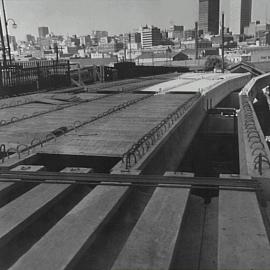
0;67;270;270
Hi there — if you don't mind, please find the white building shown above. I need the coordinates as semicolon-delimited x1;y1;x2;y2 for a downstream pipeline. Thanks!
141;26;161;49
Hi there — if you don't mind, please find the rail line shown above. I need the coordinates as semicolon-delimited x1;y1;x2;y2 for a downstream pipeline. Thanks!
0;171;258;190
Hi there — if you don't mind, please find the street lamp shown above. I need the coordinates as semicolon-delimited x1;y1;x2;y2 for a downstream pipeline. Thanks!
1;0;17;62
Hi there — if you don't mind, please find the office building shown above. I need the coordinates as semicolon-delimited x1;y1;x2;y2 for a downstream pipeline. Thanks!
230;0;252;35
168;25;184;40
244;21;270;38
80;35;92;47
141;25;161;49
199;0;219;35
26;34;36;44
38;27;49;38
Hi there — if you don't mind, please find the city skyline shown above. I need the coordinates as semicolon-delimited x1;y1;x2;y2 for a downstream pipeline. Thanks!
3;0;270;40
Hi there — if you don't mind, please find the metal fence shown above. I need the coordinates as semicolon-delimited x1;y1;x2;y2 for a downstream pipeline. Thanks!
0;60;71;95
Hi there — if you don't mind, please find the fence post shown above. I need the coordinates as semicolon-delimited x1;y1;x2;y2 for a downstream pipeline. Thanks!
36;62;40;91
0;62;2;89
67;60;71;86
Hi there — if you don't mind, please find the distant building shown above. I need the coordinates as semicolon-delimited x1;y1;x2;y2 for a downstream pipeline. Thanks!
181;39;212;49
70;35;80;47
26;34;36;44
243;46;270;62
168;25;184;40
141;25;162;49
99;36;112;44
38;26;49;38
4;35;17;51
244;21;270;40
62;46;79;56
230;0;252;35
124;32;141;44
80;35;92;47
91;30;108;41
136;51;188;65
184;29;196;40
199;0;220;35
98;41;123;54
211;35;237;49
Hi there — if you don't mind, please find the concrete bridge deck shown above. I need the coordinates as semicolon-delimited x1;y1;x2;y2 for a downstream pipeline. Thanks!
1;72;270;270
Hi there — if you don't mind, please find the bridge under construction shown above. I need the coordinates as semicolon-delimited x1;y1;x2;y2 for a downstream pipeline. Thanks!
0;71;270;270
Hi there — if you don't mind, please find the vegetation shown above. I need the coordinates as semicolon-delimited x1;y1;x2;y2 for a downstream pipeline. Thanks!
204;55;227;71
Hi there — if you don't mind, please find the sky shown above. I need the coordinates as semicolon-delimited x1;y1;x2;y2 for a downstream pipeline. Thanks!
3;0;270;40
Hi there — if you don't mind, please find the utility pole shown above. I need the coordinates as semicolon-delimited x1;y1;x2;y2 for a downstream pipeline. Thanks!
221;12;225;73
195;21;198;60
123;35;127;62
1;0;11;62
128;33;132;62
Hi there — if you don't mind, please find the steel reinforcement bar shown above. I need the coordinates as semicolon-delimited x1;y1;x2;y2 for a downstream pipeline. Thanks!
122;92;201;169
240;94;270;175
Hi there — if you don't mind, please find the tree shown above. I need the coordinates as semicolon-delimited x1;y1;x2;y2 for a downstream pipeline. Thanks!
204;55;225;71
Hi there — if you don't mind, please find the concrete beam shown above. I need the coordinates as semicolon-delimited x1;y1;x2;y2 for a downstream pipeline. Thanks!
10;185;130;270
218;190;270;270
112;187;190;270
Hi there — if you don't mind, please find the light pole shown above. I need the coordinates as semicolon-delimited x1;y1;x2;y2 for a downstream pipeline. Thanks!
0;12;6;65
221;12;225;73
1;0;17;62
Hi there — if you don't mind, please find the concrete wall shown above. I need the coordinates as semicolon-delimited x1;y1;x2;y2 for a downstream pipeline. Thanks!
136;98;205;175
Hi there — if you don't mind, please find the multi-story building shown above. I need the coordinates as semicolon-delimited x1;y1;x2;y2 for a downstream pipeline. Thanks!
168;25;184;40
91;30;108;40
80;35;92;47
244;21;270;39
230;0;252;35
199;0;220;35
26;34;36;44
4;35;17;52
184;29;196;40
181;39;212;49
124;32;141;44
98;41;123;54
38;27;49;38
141;25;161;49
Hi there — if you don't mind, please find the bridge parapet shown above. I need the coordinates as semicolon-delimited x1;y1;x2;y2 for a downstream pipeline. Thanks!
239;73;270;177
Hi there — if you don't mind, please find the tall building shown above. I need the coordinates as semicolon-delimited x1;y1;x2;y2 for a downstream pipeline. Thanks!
199;0;220;35
38;27;49;38
141;26;161;49
230;0;252;35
